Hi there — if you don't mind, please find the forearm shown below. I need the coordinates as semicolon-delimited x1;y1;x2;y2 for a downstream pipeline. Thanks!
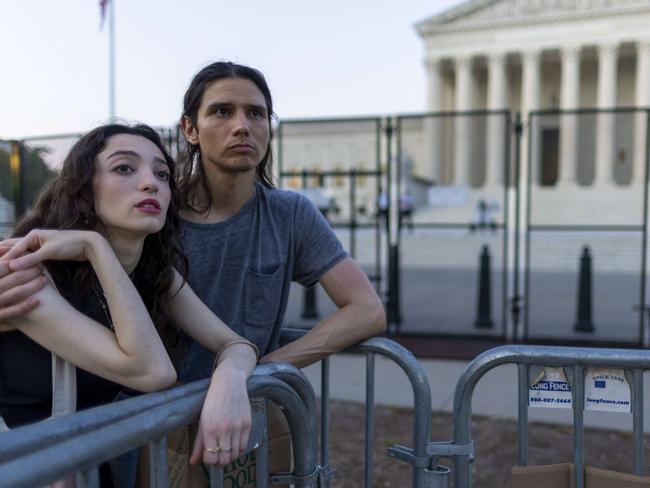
84;234;172;376
213;342;258;379
260;301;386;368
87;233;162;348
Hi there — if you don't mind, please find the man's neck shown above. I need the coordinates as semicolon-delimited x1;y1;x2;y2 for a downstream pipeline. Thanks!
185;170;256;224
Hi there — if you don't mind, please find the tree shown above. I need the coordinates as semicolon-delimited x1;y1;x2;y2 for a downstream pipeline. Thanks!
0;144;56;218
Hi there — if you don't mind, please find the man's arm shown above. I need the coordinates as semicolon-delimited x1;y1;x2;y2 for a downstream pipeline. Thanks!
259;257;386;368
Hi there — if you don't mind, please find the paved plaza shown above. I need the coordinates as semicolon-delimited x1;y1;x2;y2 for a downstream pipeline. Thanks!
285;228;646;344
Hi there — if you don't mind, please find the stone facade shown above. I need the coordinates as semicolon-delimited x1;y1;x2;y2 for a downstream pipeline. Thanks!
277;0;650;225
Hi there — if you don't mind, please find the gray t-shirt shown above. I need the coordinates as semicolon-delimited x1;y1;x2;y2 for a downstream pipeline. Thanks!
174;183;347;381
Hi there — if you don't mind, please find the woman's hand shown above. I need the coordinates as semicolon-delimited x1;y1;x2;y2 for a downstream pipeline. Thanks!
190;367;252;467
3;230;103;271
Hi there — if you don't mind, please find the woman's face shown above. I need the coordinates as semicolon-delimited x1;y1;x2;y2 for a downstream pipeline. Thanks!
93;134;171;239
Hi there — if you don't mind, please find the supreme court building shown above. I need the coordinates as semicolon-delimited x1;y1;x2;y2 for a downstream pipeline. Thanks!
415;0;650;225
279;0;650;226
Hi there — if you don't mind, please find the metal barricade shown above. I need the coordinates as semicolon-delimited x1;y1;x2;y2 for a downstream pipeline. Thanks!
422;344;650;488
0;368;323;487
279;329;442;488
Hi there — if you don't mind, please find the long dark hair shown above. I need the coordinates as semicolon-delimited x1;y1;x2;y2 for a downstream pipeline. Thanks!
178;61;275;213
13;123;188;338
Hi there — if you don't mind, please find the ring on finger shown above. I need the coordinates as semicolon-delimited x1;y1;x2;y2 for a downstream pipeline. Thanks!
204;447;221;454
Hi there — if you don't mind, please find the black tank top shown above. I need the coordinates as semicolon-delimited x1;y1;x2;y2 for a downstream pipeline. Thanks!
0;262;122;427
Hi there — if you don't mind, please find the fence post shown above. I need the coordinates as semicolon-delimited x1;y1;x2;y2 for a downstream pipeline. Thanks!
574;246;595;332
385;119;402;331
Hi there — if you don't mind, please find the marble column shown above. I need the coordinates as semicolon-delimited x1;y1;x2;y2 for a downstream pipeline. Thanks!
454;55;472;186
522;50;541;114
595;43;618;186
522;50;540;185
559;45;580;186
634;41;650;185
424;58;442;184
486;52;508;187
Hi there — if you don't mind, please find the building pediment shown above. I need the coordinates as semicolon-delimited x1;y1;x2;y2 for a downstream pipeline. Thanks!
416;0;650;36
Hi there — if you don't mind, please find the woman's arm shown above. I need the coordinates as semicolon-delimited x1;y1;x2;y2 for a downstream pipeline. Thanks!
167;270;258;466
1;230;176;392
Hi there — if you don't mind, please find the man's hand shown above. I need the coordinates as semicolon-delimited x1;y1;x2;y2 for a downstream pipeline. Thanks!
0;244;47;321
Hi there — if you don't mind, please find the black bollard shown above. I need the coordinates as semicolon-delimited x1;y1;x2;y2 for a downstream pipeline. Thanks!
302;285;319;320
474;245;494;329
386;244;402;331
574;246;595;332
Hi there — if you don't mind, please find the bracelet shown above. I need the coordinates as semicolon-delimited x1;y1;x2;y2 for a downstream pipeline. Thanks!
212;339;260;374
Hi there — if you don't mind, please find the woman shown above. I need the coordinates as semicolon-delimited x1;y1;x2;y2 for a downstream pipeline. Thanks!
0;123;258;477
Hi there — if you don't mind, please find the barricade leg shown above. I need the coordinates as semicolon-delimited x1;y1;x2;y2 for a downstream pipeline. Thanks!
424;465;450;488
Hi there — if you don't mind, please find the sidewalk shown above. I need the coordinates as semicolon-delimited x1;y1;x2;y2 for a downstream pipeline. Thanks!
302;353;650;432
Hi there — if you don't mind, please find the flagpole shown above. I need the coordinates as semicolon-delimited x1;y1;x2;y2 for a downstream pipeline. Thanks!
108;0;116;121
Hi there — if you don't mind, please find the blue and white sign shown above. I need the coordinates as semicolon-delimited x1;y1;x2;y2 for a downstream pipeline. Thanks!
427;186;468;207
529;367;572;409
584;368;630;413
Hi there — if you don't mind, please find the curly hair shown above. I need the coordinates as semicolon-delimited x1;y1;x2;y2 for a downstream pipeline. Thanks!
178;61;275;213
13;123;188;340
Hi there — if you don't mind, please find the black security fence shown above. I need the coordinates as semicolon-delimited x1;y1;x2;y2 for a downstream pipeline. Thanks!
275;107;650;348
393;111;513;340
524;108;650;347
275;118;387;327
7;108;650;347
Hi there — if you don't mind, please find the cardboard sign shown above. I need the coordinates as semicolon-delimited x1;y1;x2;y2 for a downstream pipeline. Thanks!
584;368;631;413
529;367;572;409
512;463;650;488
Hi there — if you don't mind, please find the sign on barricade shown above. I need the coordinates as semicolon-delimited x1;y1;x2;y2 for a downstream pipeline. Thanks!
584;368;631;413
528;367;572;409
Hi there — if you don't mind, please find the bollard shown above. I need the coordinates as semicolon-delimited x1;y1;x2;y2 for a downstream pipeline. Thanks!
302;285;319;320
386;244;402;331
574;246;595;332
474;245;494;329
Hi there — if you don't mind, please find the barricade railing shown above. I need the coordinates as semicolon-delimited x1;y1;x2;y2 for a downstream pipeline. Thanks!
424;344;650;488
279;329;439;488
0;330;437;487
0;367;323;487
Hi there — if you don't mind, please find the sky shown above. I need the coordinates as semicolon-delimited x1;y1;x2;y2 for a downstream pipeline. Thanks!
0;0;465;140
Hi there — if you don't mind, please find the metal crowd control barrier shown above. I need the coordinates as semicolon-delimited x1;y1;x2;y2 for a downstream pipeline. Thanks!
279;329;444;488
425;344;650;488
0;368;322;487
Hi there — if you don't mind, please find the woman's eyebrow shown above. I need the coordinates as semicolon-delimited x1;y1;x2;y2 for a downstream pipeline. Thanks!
107;149;141;160
107;150;167;166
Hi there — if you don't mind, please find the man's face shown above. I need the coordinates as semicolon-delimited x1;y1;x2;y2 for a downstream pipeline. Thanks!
183;77;270;176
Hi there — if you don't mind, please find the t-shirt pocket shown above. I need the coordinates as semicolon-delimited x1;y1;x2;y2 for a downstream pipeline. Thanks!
243;264;284;350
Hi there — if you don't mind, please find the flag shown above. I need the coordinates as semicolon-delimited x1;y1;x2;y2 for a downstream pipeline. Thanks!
99;0;110;30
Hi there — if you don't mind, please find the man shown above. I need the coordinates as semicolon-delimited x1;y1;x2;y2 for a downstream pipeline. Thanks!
174;61;386;378
1;62;385;369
